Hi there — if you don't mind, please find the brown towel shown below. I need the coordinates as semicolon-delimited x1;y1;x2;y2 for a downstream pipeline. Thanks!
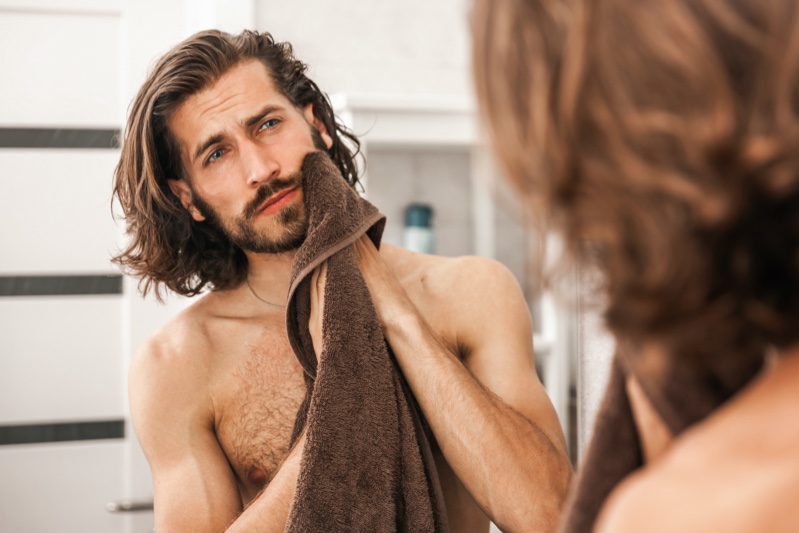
283;151;449;532
558;341;763;533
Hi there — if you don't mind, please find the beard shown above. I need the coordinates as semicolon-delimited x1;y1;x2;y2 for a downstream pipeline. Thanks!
191;172;309;254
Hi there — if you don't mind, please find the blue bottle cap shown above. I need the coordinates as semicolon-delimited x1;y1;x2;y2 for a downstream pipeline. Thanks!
405;203;434;228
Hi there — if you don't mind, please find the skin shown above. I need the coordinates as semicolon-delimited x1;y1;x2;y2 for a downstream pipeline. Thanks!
626;371;674;463
597;347;799;532
129;59;572;533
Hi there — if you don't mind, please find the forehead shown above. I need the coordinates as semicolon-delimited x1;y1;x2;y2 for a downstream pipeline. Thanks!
189;59;285;113
168;59;294;157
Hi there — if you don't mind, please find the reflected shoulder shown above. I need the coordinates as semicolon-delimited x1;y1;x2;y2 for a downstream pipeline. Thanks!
128;295;217;423
133;295;215;368
435;255;530;318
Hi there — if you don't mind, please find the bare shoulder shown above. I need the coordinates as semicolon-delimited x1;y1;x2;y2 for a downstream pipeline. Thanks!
597;448;799;533
128;295;219;462
381;245;532;359
382;244;525;310
597;361;799;533
129;296;216;387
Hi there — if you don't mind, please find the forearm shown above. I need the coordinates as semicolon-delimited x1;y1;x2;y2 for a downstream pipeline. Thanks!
225;433;305;533
386;311;571;531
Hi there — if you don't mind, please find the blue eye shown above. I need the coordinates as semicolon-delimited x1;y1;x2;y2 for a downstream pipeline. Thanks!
206;148;224;165
259;118;280;131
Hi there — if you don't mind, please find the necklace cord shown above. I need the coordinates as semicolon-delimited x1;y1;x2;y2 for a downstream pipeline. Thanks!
246;277;286;308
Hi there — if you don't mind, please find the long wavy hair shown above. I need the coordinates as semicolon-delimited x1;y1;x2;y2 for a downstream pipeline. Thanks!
113;29;363;298
473;0;799;367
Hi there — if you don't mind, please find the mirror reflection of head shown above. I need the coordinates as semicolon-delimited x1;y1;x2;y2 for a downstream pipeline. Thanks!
113;30;362;299
472;0;799;368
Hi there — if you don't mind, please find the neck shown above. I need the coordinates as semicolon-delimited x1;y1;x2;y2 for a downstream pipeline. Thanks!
771;342;799;370
244;248;297;306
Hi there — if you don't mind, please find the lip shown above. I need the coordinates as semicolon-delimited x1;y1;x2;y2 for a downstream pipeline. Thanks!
258;186;300;216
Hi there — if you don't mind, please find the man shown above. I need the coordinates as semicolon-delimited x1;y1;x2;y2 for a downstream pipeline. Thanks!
472;0;799;532
114;29;571;533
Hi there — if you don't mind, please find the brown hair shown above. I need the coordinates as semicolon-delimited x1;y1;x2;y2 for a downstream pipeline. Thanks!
112;29;362;298
473;0;799;366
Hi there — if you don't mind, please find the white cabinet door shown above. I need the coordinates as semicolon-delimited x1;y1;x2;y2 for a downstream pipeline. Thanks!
0;5;144;531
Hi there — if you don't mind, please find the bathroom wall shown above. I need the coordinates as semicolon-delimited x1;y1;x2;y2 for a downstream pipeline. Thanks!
256;0;472;98
367;147;535;299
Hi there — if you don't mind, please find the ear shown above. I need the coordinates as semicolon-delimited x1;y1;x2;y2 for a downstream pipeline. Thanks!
303;103;333;149
167;178;206;222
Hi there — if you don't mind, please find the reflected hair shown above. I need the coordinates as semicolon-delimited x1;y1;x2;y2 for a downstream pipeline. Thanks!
473;0;799;366
112;29;363;299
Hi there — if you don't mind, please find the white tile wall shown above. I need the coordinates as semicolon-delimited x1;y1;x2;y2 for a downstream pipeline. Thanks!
493;178;534;299
366;148;475;257
365;147;534;293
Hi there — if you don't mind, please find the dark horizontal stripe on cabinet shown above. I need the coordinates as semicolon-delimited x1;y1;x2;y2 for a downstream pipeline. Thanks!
0;127;120;149
0;420;125;446
0;275;123;296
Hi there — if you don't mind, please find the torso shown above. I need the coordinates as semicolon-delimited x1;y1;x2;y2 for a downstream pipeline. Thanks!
207;314;305;503
186;244;489;531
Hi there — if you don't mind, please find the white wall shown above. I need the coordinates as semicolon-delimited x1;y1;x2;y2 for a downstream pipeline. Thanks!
256;0;472;98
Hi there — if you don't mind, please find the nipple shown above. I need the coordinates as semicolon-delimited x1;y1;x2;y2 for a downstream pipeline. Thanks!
247;466;267;487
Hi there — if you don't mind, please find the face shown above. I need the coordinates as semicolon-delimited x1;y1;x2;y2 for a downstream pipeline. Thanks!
167;59;333;254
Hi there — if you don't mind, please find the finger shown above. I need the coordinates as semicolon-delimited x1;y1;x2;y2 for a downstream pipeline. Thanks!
308;262;327;363
310;265;321;299
319;260;328;288
311;261;329;299
315;261;327;307
353;234;375;265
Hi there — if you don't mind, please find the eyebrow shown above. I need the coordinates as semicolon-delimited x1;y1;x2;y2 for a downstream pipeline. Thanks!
191;104;287;165
193;134;224;165
245;104;284;128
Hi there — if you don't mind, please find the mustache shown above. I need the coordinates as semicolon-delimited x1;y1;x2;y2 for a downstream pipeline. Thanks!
243;173;303;219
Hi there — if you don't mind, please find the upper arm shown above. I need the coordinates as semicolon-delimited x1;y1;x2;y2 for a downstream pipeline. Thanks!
129;336;242;533
452;258;567;454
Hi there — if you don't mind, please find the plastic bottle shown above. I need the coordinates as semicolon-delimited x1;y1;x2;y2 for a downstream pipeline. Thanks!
402;203;435;254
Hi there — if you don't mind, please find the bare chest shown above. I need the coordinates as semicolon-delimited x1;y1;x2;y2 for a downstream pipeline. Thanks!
209;329;307;503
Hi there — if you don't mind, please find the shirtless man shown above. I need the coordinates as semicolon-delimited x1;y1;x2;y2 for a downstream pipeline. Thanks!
113;29;571;532
472;0;799;531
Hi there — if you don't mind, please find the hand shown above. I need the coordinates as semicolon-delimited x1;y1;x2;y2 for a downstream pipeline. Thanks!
308;261;327;363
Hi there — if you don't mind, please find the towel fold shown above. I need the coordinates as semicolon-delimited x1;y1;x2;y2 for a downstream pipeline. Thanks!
283;151;449;533
558;341;763;532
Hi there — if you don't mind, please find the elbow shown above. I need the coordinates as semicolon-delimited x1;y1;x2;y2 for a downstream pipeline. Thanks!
495;494;568;533
543;449;574;531
493;448;573;533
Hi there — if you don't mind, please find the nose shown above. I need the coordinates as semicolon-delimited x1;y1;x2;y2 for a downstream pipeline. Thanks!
240;139;279;187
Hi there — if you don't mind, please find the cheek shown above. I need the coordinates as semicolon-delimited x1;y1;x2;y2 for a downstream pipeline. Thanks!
195;181;245;215
280;128;319;160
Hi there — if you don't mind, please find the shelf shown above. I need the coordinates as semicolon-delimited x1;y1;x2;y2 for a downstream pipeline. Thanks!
330;93;478;148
